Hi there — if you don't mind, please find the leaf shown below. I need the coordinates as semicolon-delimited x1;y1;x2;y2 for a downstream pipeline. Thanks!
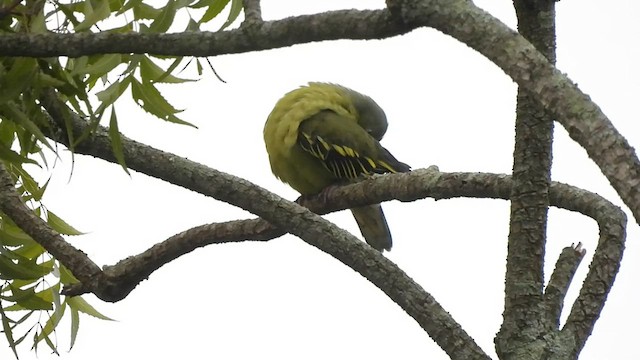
75;0;111;31
192;0;215;8
70;307;79;349
46;210;84;236
35;285;64;350
0;252;51;280
35;73;67;87
67;296;114;321
220;0;243;30
2;101;54;152
139;56;194;84
133;2;161;20
12;165;49;202
8;285;53;311
12;242;46;260
10;164;45;201
0;58;37;103
74;54;123;76
117;0;143;15
95;76;132;113
108;107;129;174
0;141;38;165
59;265;79;285
199;0;230;24
0;221;36;247
130;78;196;127
149;0;177;33
0;304;19;359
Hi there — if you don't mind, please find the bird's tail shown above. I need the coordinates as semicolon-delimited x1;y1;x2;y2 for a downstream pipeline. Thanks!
351;204;393;252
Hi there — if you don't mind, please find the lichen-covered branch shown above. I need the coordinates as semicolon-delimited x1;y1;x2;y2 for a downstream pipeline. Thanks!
385;0;640;228
496;0;557;357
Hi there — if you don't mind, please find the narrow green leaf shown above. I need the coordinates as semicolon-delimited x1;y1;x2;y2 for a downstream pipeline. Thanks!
130;78;196;127
199;0;230;23
10;164;44;201
109;0;126;12
0;118;16;145
133;3;161;20
117;0;143;15
75;0;111;31
149;0;177;33
57;3;82;26
196;59;204;75
0;221;36;247
59;265;79;285
108;107;129;174
139;56;193;84
35;73;67;87
186;18;200;31
28;9;47;33
67;296;114;321
3;101;54;152
219;0;243;30
0;58;37;103
0;304;19;359
0;141;38;165
0;253;51;280
12;242;46;259
70;307;79;350
73;54;122;76
95;76;132;111
46;210;84;236
35;285;64;347
10;285;53;311
192;0;214;8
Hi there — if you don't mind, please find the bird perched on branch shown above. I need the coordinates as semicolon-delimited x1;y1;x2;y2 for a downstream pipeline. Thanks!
263;82;410;251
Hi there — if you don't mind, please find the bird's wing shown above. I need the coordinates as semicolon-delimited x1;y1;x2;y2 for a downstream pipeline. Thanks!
298;110;410;181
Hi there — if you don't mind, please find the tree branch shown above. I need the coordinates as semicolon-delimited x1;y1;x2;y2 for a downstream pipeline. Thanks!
384;0;640;228
0;10;402;57
497;0;557;357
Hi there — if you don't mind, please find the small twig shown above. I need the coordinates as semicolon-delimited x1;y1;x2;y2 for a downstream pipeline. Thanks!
242;0;262;24
544;243;586;327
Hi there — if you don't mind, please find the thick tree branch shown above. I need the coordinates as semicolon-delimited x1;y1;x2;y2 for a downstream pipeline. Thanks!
385;0;640;228
497;0;557;357
0;10;402;57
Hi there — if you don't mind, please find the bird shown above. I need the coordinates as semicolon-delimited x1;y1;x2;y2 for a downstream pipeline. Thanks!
263;82;410;251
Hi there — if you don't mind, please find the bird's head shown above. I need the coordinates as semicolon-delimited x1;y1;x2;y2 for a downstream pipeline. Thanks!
321;84;388;141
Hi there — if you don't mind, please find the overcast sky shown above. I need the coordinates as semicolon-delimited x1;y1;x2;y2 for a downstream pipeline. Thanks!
3;1;639;359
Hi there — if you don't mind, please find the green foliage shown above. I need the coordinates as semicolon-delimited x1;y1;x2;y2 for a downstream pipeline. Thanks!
0;0;243;356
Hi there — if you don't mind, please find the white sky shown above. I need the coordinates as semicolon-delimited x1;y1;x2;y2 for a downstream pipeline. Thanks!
3;1;640;359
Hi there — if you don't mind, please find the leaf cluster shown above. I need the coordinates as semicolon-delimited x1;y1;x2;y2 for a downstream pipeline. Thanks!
0;0;242;356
